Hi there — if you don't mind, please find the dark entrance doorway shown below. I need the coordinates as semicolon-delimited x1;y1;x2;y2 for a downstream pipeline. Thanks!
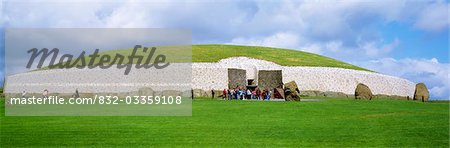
246;79;257;91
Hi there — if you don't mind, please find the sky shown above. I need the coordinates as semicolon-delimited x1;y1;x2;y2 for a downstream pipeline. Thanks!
0;0;449;99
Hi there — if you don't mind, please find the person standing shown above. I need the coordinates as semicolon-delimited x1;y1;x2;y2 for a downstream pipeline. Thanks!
261;90;265;100
228;89;233;100
211;89;215;99
43;89;49;99
256;88;261;100
266;89;271;101
223;89;227;100
259;90;265;100
191;89;194;100
241;89;246;100
235;88;240;100
22;91;27;98
251;90;256;100
75;89;80;98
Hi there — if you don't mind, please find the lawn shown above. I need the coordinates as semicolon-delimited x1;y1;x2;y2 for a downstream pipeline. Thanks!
1;97;448;147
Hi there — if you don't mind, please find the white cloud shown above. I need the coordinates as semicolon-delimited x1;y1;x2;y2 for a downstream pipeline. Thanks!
298;43;324;54
360;38;400;57
230;33;401;60
414;2;449;32
2;0;445;40
325;41;343;52
360;58;450;100
229;32;300;51
0;2;442;40
1;0;448;99
2;0;111;28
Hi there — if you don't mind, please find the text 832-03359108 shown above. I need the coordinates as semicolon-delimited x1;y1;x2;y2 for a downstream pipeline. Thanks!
96;95;182;105
7;95;183;105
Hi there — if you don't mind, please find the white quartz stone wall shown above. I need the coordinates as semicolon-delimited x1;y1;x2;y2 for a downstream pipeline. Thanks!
5;63;192;93
5;57;415;98
282;67;415;97
192;63;227;90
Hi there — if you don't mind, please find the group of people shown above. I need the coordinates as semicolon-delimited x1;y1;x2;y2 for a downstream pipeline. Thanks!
221;87;271;101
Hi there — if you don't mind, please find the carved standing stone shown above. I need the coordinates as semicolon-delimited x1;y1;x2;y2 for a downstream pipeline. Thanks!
355;83;373;100
414;83;429;102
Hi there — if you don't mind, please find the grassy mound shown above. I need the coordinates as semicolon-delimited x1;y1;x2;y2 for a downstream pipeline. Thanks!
193;44;370;71
1;97;448;147
39;44;371;72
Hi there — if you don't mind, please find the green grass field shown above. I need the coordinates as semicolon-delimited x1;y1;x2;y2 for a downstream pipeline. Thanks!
39;44;371;72
1;97;448;147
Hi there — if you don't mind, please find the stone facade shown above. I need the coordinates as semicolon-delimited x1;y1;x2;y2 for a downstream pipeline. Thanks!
228;68;247;89
258;70;283;90
5;57;416;99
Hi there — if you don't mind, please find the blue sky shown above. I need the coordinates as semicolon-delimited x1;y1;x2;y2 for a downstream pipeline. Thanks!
0;0;449;99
